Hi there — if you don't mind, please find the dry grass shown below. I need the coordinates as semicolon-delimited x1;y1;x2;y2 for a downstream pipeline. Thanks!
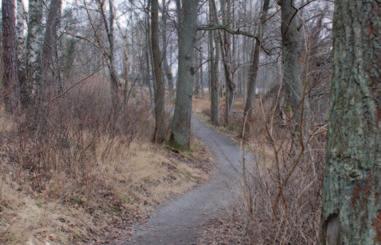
0;78;213;244
0;136;212;244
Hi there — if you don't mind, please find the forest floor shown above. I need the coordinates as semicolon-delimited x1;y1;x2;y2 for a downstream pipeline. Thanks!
122;115;254;245
0;108;214;244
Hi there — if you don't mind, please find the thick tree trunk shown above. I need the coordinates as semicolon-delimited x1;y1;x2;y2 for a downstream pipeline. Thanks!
208;0;220;126
151;0;166;143
170;0;199;150
321;1;381;244
279;0;307;118
2;0;18;113
243;0;270;136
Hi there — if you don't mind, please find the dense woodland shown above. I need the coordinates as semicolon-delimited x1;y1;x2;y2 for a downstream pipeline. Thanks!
0;0;380;244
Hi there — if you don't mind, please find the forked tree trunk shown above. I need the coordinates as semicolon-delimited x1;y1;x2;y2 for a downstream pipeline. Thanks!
170;0;199;150
321;1;381;244
151;0;166;143
2;0;18;113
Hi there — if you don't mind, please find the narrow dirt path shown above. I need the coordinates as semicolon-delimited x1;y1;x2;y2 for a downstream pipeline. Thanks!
124;116;249;245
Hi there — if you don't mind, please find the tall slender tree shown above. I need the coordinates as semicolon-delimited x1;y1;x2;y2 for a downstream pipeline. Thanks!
2;0;18;113
16;0;26;80
321;1;381;244
24;0;44;106
151;0;166;143
219;0;235;125
41;0;62;94
243;0;270;136
170;0;199;150
208;0;220;126
161;0;174;95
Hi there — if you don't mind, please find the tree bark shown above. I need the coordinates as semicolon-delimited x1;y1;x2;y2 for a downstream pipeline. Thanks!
217;0;235;125
94;0;121;111
279;0;307;118
151;0;166;143
161;0;174;96
243;0;270;136
321;1;381;244
24;0;44;107
16;0;26;81
2;0;18;113
41;0;62;96
170;0;199;150
209;0;220;126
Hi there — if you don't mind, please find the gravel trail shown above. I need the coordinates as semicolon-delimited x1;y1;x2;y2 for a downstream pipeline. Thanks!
125;116;248;245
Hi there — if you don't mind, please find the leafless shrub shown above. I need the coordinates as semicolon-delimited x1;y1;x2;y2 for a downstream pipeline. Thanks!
241;88;328;244
1;75;152;193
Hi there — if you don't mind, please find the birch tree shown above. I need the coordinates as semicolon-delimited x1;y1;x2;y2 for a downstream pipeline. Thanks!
321;1;381;244
24;0;44;106
16;0;26;80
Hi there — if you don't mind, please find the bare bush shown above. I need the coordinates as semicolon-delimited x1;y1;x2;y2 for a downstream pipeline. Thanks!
1;75;152;193
240;86;328;244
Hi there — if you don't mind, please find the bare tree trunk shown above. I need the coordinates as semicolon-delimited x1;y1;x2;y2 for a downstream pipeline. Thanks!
122;40;129;104
63;38;76;80
94;0;121;111
151;0;166;143
321;1;381;244
2;0;18;113
279;0;307;118
242;0;270;136
145;11;154;107
107;0;120;111
209;0;220;126
161;0;174;96
194;32;202;97
41;0;62;96
170;0;199;150
16;0;26;82
24;0;44;107
199;46;204;97
217;0;235;125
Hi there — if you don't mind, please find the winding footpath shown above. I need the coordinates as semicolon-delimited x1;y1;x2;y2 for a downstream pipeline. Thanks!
125;116;249;245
